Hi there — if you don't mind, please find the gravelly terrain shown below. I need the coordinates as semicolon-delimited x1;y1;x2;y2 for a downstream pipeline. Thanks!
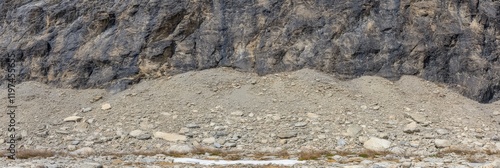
0;67;499;167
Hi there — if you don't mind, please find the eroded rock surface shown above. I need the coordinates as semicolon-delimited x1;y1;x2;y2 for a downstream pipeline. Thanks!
1;0;499;103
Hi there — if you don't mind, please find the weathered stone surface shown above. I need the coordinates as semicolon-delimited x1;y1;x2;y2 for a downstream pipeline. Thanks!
101;103;112;110
435;139;452;148
1;0;499;103
154;132;187;142
363;137;391;152
64;116;83;122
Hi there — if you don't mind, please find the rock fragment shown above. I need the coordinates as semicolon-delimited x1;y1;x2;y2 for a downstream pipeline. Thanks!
403;122;420;133
363;137;391;152
129;130;144;137
186;123;200;128
202;137;216;144
81;107;92;113
436;128;449;135
154;132;187;142
346;125;363;136
294;122;308;127
434;139;451;148
404;113;428;124
278;132;297;139
64;116;83;122
101;103;111;110
90;96;102;103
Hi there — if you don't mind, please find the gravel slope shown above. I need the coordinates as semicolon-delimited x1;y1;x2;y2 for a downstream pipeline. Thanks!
0;67;499;167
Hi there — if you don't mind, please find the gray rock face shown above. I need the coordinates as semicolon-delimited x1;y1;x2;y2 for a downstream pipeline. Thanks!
1;0;500;103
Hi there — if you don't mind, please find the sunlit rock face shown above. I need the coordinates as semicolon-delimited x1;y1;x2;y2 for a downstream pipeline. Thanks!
1;0;499;103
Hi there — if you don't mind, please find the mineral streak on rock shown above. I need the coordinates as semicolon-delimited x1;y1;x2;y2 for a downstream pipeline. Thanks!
1;0;499;103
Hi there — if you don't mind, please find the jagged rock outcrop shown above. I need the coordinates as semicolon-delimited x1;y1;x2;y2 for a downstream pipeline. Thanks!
1;0;499;103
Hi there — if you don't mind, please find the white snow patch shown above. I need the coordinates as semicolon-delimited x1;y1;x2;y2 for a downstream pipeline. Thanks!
173;158;306;166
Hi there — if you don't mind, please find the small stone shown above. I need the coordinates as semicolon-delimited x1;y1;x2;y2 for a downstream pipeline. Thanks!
137;134;151;140
154;132;187;142
360;105;368;110
337;138;346;146
129;130;144;137
307;113;319;119
67;145;77;151
214;126;226;130
186;123;200;128
404;113;428;124
277;132;297;139
409;141;420;147
493;111;500;116
434;139;451;148
346;124;363;136
358;136;369;143
436;128;449;135
214;143;222;148
224;142;237;147
70;147;95;156
86;119;95;124
231;111;244;116
167;144;193;153
64;116;83;122
81;107;92;113
202;137;216;144
294;122;308;127
372;105;380;110
403;122;420;133
71;140;80;145
0;139;4;144
91;96;102;103
363;137;391;152
101;103;111;110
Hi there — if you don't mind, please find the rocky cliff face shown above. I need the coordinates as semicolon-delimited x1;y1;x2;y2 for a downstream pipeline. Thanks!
1;0;499;103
